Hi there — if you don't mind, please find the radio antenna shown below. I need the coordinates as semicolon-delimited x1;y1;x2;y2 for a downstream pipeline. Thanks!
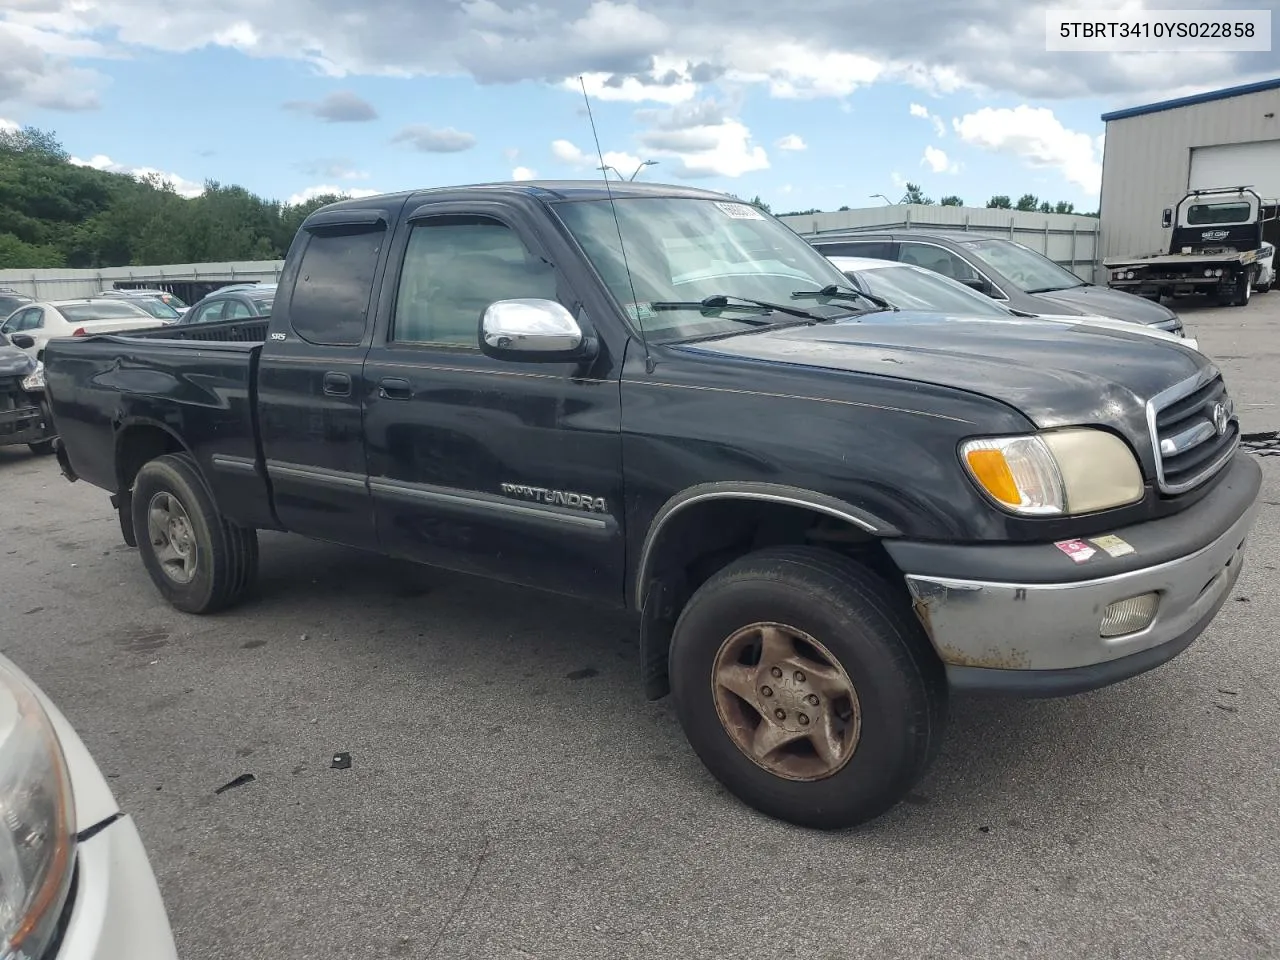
579;75;654;373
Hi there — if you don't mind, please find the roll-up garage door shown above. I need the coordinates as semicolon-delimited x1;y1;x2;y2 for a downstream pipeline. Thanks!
1189;140;1280;198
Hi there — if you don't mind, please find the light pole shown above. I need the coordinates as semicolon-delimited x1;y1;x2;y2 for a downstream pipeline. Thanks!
870;193;893;205
627;160;658;180
598;160;659;181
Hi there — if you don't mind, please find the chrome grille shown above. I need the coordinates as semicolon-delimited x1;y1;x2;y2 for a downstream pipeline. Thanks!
1146;368;1238;495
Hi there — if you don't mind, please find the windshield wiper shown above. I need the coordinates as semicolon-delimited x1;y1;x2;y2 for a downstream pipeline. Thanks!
791;284;897;312
1024;282;1087;294
650;293;825;321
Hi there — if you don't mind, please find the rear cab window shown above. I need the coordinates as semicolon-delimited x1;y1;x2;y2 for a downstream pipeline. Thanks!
288;222;387;346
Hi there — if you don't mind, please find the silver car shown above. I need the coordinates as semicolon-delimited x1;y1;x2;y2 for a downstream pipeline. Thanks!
0;652;177;959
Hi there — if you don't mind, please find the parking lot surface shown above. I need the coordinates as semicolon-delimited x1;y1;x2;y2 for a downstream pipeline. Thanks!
3;295;1279;960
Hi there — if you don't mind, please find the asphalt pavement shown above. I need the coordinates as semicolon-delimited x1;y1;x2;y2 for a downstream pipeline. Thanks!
2;293;1279;960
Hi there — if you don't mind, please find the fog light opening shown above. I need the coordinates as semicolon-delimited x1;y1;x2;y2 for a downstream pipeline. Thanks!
1100;592;1160;638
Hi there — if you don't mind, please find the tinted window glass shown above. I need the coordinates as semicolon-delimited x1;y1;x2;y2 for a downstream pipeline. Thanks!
816;241;893;260
57;301;149;321
187;301;226;324
393;216;558;346
1187;201;1251;225
223;299;254;320
290;224;385;346
897;242;982;284
0;295;30;317
852;264;1011;317
961;238;1085;293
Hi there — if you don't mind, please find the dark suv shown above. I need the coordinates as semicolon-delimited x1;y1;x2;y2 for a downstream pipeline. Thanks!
807;229;1185;336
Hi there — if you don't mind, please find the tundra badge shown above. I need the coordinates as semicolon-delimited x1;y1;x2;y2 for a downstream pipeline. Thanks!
501;482;607;513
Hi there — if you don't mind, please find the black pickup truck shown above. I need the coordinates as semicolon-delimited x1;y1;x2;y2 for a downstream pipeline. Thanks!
43;181;1261;829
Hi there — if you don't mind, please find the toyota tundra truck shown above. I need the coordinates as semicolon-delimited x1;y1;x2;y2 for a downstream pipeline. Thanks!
42;181;1260;829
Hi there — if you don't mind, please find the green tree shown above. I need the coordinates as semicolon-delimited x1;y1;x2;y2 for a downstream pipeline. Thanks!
1053;200;1076;214
939;195;964;206
901;182;933;204
1015;193;1040;211
986;195;1012;209
0;127;370;269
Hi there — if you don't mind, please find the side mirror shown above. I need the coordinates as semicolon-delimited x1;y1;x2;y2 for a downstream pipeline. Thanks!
959;277;989;294
479;299;597;363
10;334;35;349
1161;208;1173;228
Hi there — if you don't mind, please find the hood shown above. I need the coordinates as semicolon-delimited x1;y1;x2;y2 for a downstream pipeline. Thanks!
0;344;36;377
1034;313;1198;351
1031;283;1179;326
679;311;1209;458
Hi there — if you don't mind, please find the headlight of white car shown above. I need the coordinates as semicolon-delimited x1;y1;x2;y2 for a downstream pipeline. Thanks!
0;665;76;960
960;428;1145;516
20;362;44;392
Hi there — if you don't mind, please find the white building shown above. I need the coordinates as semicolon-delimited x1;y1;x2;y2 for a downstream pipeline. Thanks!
1099;78;1280;264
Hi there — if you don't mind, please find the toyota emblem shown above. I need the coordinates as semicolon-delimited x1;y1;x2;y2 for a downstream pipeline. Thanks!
1211;400;1231;436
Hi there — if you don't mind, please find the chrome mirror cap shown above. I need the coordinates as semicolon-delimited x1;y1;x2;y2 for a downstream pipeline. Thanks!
480;299;588;358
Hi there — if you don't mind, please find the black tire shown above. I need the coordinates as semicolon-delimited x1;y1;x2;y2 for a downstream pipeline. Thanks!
130;452;259;614
27;440;55;456
1231;270;1254;307
669;546;947;830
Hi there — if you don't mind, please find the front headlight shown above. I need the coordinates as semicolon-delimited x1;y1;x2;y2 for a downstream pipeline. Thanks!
20;363;44;392
960;428;1145;516
0;665;76;960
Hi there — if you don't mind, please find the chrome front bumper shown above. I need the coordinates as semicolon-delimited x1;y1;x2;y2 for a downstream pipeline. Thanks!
902;493;1259;696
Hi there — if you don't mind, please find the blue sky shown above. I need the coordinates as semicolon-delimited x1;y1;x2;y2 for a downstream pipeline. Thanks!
1;1;1273;213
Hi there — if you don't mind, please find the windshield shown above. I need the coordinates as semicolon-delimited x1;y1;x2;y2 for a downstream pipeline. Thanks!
849;263;1013;317
251;296;274;314
57;302;150;321
134;299;182;319
552;197;861;340
963;238;1085;294
1187;201;1251;225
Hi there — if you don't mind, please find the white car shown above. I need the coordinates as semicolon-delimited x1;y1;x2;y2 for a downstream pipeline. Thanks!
0;652;177;959
0;299;171;362
827;255;1199;351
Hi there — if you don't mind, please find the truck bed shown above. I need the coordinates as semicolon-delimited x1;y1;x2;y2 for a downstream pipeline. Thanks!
1104;249;1257;268
43;324;274;529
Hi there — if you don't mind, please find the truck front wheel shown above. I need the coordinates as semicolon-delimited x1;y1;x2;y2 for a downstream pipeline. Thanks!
668;546;947;830
1232;269;1255;306
131;452;259;614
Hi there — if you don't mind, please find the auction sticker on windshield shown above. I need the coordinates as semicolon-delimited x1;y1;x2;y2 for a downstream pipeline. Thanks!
715;201;764;220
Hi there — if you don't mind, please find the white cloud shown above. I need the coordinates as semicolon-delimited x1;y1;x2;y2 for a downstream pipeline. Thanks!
724;42;882;99
922;145;960;174
503;147;520;163
551;138;644;177
511;166;537;180
572;64;696;104
641;117;767;178
286;184;381;205
953;105;1102;194
908;102;947;138
68;153;206;198
0;117;18;132
775;134;806;152
1;0;1276;119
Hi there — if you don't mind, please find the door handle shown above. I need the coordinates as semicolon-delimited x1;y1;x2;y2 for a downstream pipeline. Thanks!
322;371;352;397
379;377;412;401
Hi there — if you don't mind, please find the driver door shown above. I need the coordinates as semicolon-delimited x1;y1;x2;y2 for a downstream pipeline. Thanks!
360;202;626;603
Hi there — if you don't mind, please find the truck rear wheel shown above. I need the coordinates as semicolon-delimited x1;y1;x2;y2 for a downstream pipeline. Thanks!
131;452;259;614
668;546;947;830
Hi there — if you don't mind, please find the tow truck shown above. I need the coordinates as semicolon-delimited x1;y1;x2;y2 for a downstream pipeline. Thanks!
1104;186;1277;307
